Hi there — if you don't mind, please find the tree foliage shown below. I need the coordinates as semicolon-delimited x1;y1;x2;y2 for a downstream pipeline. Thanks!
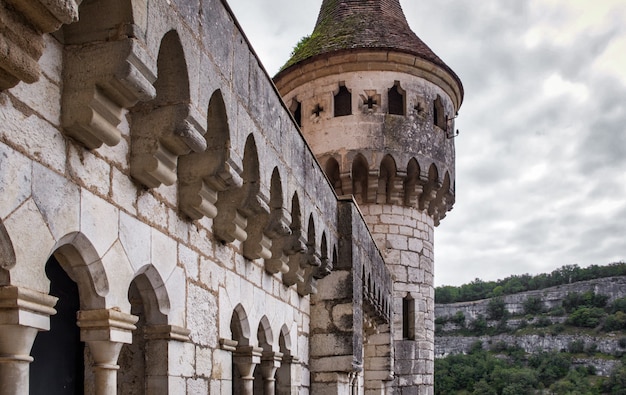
436;262;626;304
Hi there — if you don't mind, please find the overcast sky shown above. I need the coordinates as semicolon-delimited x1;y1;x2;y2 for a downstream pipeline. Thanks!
226;0;626;286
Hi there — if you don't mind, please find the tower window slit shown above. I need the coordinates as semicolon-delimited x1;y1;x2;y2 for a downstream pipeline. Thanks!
334;84;352;117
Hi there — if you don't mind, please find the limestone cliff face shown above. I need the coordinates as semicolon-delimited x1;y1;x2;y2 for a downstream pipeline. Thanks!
435;276;626;321
434;276;626;376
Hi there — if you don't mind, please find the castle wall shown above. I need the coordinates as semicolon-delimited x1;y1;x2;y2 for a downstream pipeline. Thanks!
0;1;392;394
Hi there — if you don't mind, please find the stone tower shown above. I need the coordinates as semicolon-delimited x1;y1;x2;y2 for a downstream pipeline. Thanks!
274;1;464;393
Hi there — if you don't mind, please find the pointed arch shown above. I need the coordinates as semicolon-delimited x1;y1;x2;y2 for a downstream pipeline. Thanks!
324;157;342;195
352;154;370;204
131;265;170;325
265;168;292;274
290;193;303;234
378;155;397;204
211;133;263;244
433;95;446;129
388;81;405;115
52;232;109;309
231;304;251;346
179;88;239;220
334;82;352;117
131;30;205;188
241;134;262;207
276;324;295;394
257;316;274;352
419;163;441;212
404;158;420;207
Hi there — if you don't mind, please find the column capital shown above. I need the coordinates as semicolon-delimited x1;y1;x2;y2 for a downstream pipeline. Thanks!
77;308;138;344
0;285;57;330
144;324;191;342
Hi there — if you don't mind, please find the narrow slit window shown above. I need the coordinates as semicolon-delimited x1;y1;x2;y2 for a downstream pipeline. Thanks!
433;95;446;129
292;100;302;127
402;294;416;340
388;82;405;115
334;84;352;117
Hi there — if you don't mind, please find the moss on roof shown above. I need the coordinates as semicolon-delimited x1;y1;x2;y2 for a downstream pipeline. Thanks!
278;0;461;87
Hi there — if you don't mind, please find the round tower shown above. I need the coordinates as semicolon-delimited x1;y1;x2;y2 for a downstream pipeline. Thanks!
274;1;463;393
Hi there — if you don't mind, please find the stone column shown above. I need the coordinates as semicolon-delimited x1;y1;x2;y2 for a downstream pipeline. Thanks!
261;351;283;394
277;354;300;395
77;309;138;395
0;286;57;395
233;345;263;395
143;324;191;393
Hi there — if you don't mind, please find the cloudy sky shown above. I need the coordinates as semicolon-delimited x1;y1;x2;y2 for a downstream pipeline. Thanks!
226;0;626;286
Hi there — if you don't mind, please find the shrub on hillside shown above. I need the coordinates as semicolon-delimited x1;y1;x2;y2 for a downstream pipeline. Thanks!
568;339;585;354
604;312;626;331
523;296;545;315
487;297;508;321
567;306;606;328
563;291;609;313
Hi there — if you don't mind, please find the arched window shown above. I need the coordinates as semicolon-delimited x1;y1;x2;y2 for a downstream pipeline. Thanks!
290;99;302;127
334;83;352;117
388;81;405;115
433;95;446;129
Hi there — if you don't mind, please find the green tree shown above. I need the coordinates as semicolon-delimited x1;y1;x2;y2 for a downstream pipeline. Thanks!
523;296;545;315
487;297;508;320
567;307;606;328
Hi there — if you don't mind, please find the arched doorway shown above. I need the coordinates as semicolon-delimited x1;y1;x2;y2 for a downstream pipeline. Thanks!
30;255;84;394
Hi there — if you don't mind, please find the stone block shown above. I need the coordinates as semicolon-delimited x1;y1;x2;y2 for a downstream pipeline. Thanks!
186;378;208;394
151;230;177;280
111;167;138;214
212;349;233;380
310;334;352;357
138;192;168;229
100;241;135;310
0;144;31;220
167;340;195;377
10;70;61;126
80;189;118;256
187;283;218;348
196;347;213;378
179;244;199;281
119;211;151;272
165;267;187;326
0;103;66;173
69;149;111;198
386;234;408;251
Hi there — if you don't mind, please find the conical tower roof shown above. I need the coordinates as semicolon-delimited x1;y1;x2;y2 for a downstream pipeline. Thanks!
279;0;460;89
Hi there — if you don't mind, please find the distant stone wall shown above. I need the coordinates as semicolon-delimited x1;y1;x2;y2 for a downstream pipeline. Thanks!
436;277;626;321
436;334;624;358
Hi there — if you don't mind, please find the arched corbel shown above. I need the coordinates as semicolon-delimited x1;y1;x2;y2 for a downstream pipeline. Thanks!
0;0;80;90
130;31;206;188
62;0;157;149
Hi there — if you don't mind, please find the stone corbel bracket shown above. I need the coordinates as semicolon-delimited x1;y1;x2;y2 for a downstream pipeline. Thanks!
62;38;157;149
131;103;206;188
0;0;80;90
282;228;308;287
179;153;243;221
212;174;268;245
263;208;293;275
241;191;272;261
296;247;322;296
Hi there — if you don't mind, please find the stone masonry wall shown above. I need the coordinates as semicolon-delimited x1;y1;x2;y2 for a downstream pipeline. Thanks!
362;204;435;392
0;0;389;393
